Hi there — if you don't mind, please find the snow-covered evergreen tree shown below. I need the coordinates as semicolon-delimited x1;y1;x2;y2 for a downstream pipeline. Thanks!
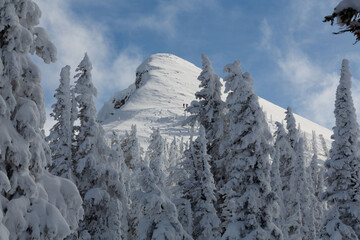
147;128;168;189
47;65;73;179
70;87;78;143
271;122;286;234
121;124;142;170
220;60;282;239
168;136;181;170
321;207;359;240
309;131;325;233
285;107;299;149
133;164;193;240
72;53;124;239
184;126;221;239
290;138;316;240
109;131;130;240
167;138;194;236
283;109;316;239
319;134;329;158
121;125;145;239
321;59;360;239
185;54;225;184
0;0;83;238
274;121;295;198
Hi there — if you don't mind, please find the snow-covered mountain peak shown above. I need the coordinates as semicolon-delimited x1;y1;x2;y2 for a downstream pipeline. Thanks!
98;53;201;145
98;53;332;158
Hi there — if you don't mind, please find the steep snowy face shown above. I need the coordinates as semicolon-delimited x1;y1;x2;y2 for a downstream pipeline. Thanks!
98;53;200;146
98;53;332;158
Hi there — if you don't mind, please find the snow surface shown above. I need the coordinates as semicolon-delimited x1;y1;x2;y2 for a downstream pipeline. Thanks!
98;53;332;159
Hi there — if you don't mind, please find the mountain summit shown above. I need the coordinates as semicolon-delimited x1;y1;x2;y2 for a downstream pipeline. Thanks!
98;53;331;157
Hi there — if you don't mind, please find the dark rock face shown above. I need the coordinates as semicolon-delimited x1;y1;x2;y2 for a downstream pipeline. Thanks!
112;70;149;110
135;70;148;89
113;95;129;109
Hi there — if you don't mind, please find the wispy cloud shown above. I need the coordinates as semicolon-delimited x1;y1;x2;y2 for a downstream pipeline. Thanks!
259;16;360;129
116;0;219;38
35;0;143;132
277;47;339;128
257;0;360;128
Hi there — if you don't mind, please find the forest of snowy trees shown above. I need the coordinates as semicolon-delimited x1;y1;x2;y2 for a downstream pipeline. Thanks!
0;0;359;239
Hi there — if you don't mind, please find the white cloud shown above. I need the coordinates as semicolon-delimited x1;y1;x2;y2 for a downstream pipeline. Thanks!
277;47;340;127
259;16;337;128
260;20;272;52
116;0;219;38
259;16;360;129
35;0;143;133
289;0;339;30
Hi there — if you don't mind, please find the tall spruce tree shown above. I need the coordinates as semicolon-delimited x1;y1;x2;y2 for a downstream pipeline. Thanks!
168;136;181;171
72;53;125;239
109;131;130;240
283;109;316;239
185;126;221;239
147;128;167;190
133;164;193;240
0;0;83;238
321;59;360;239
70;87;78;144
121;125;142;170
220;61;282;239
271;122;287;235
168;137;195;237
291;138;316;240
285;107;299;149
185;54;225;185
309;131;325;233
319;134;329;158
47;65;73;179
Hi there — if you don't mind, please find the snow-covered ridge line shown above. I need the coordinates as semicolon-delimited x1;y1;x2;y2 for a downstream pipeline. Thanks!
98;53;332;155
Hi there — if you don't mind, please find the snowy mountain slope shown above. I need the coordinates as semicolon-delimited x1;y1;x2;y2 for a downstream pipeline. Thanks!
98;53;332;159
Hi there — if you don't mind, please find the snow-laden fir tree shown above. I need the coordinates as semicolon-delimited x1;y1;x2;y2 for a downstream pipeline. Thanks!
309;131;325;233
70;87;78;142
168;136;181;171
321;59;360;239
171;189;193;237
319;134;329;159
109;131;130;240
167;137;194;236
185;54;225;185
285;107;299;149
0;0;83;238
220;60;282;240
167;136;184;195
183;126;221;239
121;124;142;170
289;138;316;240
47;65;73;179
147;128;168;190
133;164;193;240
272;120;297;240
72;53;125;239
321;207;358;240
129;128;167;238
283;108;316;239
302;132;312;164
271;122;286;235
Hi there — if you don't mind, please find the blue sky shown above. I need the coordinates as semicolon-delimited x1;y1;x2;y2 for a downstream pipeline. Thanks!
34;0;360;130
